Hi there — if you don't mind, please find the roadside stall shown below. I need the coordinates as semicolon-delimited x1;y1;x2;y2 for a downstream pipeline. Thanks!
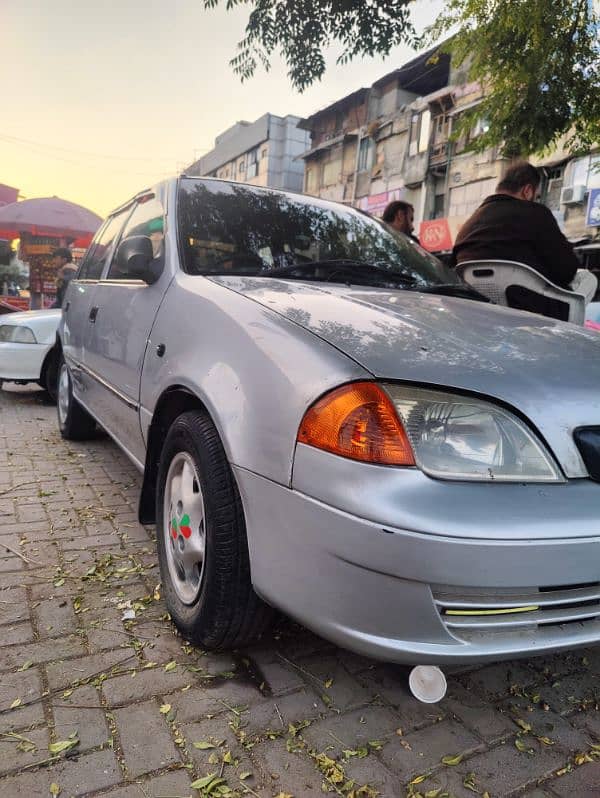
0;197;102;309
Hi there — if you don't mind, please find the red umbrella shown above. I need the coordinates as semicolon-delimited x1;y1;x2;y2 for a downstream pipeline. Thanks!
0;196;102;240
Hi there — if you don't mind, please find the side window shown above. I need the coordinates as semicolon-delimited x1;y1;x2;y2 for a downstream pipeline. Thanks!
78;209;131;280
107;197;165;280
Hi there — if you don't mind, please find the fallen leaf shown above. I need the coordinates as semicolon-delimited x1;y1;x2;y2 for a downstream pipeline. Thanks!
17;661;33;672
515;738;532;753
324;678;333;688
239;771;252;780
159;704;171;714
49;784;60;797
515;718;532;733
193;741;216;749
410;774;427;784
441;753;463;766
164;661;177;672
49;737;79;755
9;698;22;709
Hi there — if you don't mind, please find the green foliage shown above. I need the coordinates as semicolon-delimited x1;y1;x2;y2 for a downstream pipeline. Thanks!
429;0;600;156
205;0;599;157
203;0;419;92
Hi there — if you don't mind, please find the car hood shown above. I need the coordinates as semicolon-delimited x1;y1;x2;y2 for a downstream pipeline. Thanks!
213;276;600;478
0;309;61;344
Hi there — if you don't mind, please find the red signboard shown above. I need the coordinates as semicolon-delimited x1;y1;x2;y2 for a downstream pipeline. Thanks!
0;296;29;311
419;218;453;252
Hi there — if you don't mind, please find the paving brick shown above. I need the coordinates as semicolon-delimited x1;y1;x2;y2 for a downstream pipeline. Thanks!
572;708;600;740
93;769;195;798
454;738;562;795
499;695;592;754
378;719;483;780
46;649;137;691
0;726;50;775
445;681;515;743
102;665;192;706
538;671;600;717
51;685;109;751
302;706;400;758
0;621;35;645
0;747;121;796
459;661;541;700
356;664;446;732
0;586;29;625
113;700;180;777
293;655;371;710
32;595;78;637
548;761;600;797
237;690;323;744
165;680;265;723
251;738;324;796
181;717;256;786
0;667;43;712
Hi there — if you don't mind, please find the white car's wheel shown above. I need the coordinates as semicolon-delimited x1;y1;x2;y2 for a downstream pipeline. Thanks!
155;410;272;649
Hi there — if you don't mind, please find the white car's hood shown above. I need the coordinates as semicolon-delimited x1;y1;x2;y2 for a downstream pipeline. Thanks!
0;309;61;344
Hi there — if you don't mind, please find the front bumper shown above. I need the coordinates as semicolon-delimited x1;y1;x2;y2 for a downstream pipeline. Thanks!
234;451;600;665
0;342;50;381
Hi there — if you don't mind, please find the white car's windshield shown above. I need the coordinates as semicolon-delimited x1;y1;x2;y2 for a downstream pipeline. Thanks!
178;178;460;290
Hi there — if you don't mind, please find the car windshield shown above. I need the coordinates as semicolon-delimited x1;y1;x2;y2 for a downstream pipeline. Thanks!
177;179;460;289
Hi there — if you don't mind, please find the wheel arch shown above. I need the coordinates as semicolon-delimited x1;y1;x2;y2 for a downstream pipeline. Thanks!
139;386;216;524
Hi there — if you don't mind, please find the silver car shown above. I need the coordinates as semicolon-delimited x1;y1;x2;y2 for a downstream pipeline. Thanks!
57;177;600;668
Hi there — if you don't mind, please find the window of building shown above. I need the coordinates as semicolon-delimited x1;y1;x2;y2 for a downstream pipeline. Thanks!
409;110;431;156
305;167;318;195
322;160;340;186
357;138;375;172
247;148;259;178
261;148;268;160
543;165;565;211
239;158;246;173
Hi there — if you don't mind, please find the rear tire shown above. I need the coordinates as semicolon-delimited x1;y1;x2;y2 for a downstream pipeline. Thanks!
40;349;59;403
57;357;96;440
156;409;272;649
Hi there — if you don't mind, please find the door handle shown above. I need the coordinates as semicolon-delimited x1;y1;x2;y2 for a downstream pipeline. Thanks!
89;306;99;323
64;301;70;311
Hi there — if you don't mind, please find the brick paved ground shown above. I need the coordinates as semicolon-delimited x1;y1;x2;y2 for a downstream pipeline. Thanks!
0;384;599;798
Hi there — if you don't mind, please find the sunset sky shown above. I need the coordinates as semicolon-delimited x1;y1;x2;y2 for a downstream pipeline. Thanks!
4;0;443;219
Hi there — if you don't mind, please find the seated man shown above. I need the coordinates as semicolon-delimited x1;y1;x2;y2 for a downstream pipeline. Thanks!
453;162;597;313
382;200;420;244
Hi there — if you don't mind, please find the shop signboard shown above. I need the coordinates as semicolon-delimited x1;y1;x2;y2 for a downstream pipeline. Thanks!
419;218;453;252
586;188;600;227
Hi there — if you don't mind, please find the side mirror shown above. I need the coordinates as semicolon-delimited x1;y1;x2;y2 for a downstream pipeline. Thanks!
115;235;157;283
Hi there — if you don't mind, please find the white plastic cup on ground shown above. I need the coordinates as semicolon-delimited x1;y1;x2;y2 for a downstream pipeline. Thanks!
408;665;447;703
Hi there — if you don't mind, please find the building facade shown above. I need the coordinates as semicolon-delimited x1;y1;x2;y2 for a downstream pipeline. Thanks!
185;114;311;193
300;51;599;254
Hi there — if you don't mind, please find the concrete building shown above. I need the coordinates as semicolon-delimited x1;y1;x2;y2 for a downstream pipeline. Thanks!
299;49;599;256
185;114;311;193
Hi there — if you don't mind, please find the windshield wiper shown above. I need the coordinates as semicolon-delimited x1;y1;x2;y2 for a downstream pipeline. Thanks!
266;259;419;286
410;283;490;302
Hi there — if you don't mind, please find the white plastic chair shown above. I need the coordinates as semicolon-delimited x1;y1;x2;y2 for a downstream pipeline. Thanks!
456;259;586;325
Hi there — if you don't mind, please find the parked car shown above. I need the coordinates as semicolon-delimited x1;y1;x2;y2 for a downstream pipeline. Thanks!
56;177;600;669
0;309;61;396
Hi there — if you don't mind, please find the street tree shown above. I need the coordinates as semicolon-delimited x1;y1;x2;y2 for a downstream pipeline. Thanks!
204;0;600;156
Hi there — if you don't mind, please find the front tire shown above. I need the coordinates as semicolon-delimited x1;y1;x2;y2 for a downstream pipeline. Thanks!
156;410;272;649
57;358;96;440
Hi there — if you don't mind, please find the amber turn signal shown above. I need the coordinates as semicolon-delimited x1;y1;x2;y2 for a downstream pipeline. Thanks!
297;382;415;466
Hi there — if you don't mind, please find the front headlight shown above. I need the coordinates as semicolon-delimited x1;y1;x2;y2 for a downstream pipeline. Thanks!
383;384;563;482
0;325;37;344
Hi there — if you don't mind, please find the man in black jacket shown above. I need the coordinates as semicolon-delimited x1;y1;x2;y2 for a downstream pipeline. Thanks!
453;162;596;313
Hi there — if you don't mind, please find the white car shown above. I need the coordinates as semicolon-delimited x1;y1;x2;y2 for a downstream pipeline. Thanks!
0;309;61;396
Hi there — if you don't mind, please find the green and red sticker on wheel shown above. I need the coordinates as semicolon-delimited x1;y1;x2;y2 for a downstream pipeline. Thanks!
171;514;192;539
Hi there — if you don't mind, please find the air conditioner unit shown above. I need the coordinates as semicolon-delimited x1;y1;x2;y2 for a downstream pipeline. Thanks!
561;184;587;205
